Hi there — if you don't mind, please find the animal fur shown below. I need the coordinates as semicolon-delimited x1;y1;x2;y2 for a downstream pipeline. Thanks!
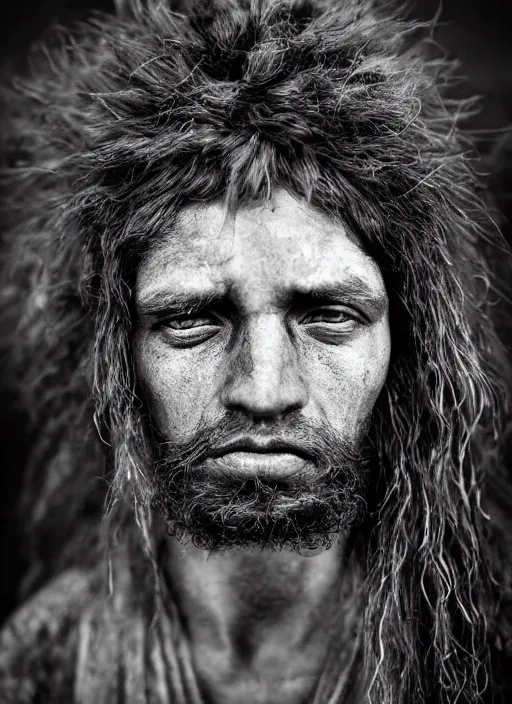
0;0;511;702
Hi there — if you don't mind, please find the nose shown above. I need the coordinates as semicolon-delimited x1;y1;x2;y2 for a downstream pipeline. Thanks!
220;314;309;418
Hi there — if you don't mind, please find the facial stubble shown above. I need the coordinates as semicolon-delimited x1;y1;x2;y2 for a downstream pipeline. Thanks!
150;414;373;552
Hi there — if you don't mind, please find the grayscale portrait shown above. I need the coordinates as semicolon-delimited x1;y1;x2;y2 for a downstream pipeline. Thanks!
0;0;511;702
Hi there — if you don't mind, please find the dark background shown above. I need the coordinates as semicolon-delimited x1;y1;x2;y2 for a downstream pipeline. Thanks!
0;0;511;623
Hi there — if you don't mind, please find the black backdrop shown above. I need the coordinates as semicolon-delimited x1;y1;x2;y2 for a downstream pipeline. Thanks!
1;0;511;624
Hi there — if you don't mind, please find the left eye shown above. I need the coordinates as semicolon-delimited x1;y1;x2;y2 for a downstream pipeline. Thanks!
300;307;356;325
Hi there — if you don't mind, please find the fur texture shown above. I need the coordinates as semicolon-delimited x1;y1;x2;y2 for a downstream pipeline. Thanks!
1;0;511;702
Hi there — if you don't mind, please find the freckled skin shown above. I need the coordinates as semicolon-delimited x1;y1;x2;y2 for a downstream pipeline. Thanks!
132;189;391;704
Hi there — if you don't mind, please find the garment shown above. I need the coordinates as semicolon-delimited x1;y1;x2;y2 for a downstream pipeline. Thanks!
0;569;92;703
1;544;510;704
0;552;202;704
0;545;361;704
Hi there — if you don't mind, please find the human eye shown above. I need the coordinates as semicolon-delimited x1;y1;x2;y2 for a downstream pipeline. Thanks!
158;313;222;347
299;306;364;342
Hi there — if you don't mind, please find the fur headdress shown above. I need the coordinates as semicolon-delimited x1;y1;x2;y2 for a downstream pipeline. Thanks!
1;1;511;702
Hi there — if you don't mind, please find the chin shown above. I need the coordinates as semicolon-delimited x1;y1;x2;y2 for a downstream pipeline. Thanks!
153;470;368;552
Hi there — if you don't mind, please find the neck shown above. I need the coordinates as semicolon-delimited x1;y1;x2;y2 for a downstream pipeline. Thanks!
161;535;355;704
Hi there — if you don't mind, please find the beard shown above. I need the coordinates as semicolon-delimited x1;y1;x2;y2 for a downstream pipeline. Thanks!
150;412;374;552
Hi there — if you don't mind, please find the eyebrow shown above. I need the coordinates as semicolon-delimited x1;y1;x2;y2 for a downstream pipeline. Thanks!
291;279;388;317
136;290;228;317
136;275;388;319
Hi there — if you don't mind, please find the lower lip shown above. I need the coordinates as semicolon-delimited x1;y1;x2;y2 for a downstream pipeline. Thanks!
206;452;310;478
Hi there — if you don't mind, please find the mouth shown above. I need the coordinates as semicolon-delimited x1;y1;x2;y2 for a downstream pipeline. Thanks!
206;437;313;478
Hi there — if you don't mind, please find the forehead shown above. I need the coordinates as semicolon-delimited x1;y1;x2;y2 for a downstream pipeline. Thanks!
135;189;386;305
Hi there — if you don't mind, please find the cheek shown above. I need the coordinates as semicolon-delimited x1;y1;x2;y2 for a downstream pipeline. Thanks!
306;325;391;436
134;333;218;441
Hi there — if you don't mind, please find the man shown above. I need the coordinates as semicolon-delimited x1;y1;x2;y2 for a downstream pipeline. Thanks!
0;0;511;702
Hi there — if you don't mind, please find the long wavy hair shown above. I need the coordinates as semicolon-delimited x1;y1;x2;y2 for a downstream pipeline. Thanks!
1;0;511;702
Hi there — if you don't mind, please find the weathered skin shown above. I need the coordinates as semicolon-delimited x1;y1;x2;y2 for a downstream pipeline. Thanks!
133;188;391;703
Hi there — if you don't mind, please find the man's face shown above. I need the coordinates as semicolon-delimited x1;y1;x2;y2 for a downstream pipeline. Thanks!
133;188;391;549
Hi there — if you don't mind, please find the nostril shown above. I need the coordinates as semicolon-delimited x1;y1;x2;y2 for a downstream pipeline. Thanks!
221;372;309;418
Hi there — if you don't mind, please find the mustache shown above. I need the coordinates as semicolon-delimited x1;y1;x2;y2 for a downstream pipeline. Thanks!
150;412;375;551
154;412;372;477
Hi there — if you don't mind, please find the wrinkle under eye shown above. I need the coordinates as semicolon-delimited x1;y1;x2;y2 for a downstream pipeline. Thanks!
297;306;366;344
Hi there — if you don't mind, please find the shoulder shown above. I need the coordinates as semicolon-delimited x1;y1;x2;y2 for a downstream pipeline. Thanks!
0;569;97;704
0;545;160;704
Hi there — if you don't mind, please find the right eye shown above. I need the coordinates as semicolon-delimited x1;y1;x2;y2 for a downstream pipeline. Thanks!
165;315;218;330
158;313;222;347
